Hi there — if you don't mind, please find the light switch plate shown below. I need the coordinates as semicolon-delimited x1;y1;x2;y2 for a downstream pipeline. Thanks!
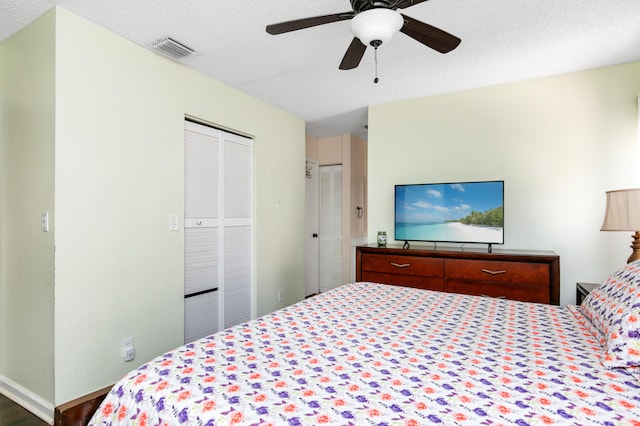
169;214;179;231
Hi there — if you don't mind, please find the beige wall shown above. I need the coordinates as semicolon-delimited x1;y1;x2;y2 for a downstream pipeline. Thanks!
317;135;343;166
305;135;319;159
350;135;367;238
368;62;640;306
0;10;56;414
0;6;306;412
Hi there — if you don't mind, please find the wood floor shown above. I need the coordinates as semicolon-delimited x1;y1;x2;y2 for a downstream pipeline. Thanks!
0;394;48;426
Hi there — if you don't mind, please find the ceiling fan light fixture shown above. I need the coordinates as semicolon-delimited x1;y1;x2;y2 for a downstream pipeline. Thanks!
350;8;403;46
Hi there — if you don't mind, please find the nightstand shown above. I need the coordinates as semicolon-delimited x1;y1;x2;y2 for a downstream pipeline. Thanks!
576;282;599;304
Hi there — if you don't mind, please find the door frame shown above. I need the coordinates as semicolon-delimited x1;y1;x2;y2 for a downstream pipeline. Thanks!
305;159;319;297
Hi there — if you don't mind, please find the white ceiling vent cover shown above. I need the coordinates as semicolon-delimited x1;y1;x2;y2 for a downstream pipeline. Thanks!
150;37;197;61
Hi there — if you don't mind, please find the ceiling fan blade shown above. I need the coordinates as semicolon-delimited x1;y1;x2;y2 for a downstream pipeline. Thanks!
266;12;355;35
339;38;367;70
397;0;431;9
400;14;461;53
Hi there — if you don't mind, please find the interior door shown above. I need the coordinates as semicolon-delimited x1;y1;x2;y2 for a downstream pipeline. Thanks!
319;165;343;293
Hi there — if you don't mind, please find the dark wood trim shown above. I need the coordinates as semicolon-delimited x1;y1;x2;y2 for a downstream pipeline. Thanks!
357;243;559;262
576;281;599;304
54;385;112;426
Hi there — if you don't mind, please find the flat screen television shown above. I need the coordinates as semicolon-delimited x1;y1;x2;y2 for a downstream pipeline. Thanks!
395;180;504;248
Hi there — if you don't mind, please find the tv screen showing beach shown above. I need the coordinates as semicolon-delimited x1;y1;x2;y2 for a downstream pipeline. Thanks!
394;181;504;244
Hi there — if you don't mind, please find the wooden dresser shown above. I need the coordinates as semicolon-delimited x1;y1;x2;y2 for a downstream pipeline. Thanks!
356;244;560;305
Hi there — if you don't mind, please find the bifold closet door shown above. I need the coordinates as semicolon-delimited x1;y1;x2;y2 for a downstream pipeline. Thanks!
184;121;253;343
319;165;343;293
221;134;253;329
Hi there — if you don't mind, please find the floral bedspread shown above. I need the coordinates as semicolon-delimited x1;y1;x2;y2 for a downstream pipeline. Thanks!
89;282;640;425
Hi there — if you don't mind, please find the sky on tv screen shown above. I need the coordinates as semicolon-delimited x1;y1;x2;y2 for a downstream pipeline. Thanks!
395;181;503;224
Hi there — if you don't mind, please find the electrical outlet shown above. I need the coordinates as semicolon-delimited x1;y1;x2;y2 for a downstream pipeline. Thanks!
41;212;49;232
278;289;284;303
121;336;135;362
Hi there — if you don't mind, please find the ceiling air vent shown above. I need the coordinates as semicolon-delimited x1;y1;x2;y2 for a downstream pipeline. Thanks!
149;37;196;61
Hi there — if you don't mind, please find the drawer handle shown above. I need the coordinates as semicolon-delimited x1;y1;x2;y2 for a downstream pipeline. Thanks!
481;269;507;275
390;262;411;268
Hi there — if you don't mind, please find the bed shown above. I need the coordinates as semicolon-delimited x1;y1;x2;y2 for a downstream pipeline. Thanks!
88;262;640;425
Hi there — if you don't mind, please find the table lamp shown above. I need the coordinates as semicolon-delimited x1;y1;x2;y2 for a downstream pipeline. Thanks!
601;188;640;263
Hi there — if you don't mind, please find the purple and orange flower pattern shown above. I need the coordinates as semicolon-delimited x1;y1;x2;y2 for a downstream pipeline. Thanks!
90;282;640;425
581;260;640;368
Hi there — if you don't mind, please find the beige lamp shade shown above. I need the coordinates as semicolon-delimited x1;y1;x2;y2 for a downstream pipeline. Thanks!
601;188;640;231
601;188;640;263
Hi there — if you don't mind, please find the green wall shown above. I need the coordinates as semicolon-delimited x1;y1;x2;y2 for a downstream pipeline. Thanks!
368;62;640;306
0;9;56;414
0;6;306;414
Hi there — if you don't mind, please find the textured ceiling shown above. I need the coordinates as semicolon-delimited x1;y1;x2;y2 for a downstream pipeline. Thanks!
2;0;640;140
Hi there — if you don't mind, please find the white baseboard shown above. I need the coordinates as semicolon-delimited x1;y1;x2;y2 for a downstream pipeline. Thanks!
0;375;54;424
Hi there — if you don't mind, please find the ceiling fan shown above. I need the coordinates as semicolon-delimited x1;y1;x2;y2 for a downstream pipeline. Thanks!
266;0;461;71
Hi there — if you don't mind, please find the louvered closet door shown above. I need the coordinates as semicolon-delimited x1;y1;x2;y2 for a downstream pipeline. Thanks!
222;133;252;329
319;165;342;293
184;121;253;343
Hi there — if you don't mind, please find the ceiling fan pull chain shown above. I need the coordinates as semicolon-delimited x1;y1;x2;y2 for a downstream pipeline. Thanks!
374;45;379;84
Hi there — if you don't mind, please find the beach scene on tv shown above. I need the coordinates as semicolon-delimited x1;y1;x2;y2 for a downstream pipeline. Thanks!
395;181;504;244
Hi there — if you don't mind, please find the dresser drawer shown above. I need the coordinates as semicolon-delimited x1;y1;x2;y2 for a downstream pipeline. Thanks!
361;253;444;277
445;259;549;285
446;280;550;303
361;271;445;292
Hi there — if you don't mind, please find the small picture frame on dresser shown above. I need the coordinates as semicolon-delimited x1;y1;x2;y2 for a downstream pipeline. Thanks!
576;282;599;305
